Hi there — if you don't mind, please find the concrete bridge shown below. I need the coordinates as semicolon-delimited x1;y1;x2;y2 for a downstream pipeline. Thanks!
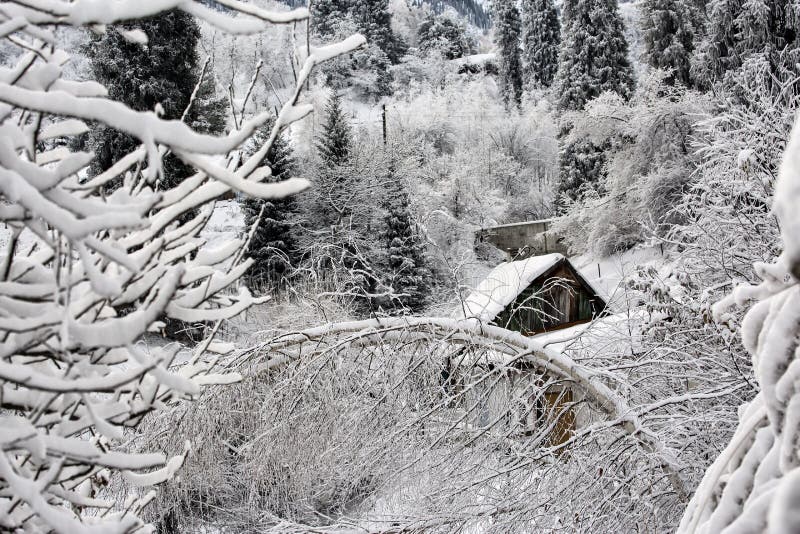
476;219;569;260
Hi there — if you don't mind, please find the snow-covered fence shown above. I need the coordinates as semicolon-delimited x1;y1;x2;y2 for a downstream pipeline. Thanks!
0;2;363;531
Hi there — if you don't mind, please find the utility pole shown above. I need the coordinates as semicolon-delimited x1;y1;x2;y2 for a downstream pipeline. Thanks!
382;103;387;145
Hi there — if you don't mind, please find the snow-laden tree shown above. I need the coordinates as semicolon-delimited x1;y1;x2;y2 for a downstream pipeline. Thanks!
379;167;432;313
554;73;708;254
0;2;364;531
492;0;524;108
351;0;406;63
85;9;219;192
241;117;300;291
640;0;695;86
520;0;560;89
554;0;634;110
417;13;474;60
677;110;800;534
693;0;800;91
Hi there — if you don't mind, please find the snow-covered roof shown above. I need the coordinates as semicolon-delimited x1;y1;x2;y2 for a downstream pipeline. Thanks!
452;53;497;66
463;253;564;322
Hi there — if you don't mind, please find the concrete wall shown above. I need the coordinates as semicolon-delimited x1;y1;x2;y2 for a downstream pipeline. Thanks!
476;219;569;259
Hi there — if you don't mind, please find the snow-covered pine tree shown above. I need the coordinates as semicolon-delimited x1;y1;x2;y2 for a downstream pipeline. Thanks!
417;13;474;60
317;91;354;170
310;0;350;38
640;0;695;85
306;93;382;312
556;137;610;209
241;118;299;290
86;10;219;190
694;0;800;90
493;0;524;107
351;0;407;63
381;169;432;313
554;0;634;110
520;0;561;89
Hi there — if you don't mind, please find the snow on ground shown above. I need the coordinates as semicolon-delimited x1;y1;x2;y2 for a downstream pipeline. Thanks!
572;245;666;309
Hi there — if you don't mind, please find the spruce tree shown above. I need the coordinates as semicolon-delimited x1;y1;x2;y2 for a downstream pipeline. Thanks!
417;14;474;60
381;171;431;314
694;0;800;89
241;119;299;289
85;10;218;190
493;0;524;107
310;0;350;39
317;92;353;170
640;0;695;85
556;137;610;209
554;0;634;111
520;0;561;89
350;0;406;63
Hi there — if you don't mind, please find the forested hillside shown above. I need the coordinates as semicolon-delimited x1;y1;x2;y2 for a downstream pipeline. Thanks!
1;0;799;533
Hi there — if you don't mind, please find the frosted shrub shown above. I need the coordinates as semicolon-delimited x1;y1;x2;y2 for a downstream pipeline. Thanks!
678;111;800;534
0;2;363;531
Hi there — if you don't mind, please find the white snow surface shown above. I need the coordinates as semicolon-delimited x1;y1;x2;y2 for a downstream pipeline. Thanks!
462;253;563;322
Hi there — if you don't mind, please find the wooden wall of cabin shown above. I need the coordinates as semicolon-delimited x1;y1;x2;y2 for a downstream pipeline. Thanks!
495;263;602;335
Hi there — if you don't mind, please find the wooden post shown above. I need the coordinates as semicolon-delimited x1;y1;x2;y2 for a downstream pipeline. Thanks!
382;103;387;145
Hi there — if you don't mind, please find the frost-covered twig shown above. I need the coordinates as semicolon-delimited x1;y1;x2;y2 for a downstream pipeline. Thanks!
0;3;364;532
677;113;800;533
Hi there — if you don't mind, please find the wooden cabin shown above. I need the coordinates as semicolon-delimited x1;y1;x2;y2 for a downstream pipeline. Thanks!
461;253;608;447
463;253;606;334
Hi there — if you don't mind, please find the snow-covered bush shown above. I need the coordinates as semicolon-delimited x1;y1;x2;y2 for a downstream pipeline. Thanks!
677;109;800;534
555;74;708;256
144;316;690;531
0;2;363;531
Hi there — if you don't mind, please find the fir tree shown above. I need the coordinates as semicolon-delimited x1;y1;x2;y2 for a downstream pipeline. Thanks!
317;92;353;169
85;10;220;190
556;137;610;210
554;0;634;110
694;0;800;89
493;0;524;107
241;119;299;289
520;0;561;89
417;14;474;60
350;0;407;63
640;0;695;85
310;0;350;38
380;171;432;314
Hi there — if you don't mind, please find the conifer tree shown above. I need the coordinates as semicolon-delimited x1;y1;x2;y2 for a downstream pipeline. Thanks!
381;171;432;313
351;0;406;63
241;119;299;289
556;138;610;209
86;10;222;190
310;0;350;39
417;14;474;60
640;0;695;85
493;0;524;107
694;0;800;89
317;92;353;170
554;0;634;110
520;0;561;89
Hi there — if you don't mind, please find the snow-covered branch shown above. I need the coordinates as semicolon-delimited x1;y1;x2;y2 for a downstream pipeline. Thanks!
0;3;363;532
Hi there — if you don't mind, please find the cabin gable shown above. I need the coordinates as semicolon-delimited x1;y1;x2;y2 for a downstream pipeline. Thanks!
493;258;606;335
